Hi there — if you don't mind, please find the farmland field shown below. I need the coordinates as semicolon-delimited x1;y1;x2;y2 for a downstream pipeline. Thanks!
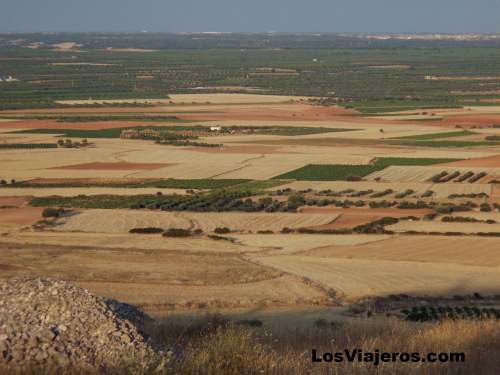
52;209;340;233
1;34;500;374
273;164;386;181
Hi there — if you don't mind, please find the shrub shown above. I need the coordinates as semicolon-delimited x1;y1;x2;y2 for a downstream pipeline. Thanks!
430;171;448;183
236;319;263;327
163;228;192;237
485;135;500;141
469;172;487;183
214;227;231;234
41;207;65;218
129;227;164;234
346;175;362;181
423;213;438;221
480;203;492;212
421;190;434;198
395;189;415;199
353;217;399;234
208;235;236;242
370;189;393;198
369;200;396;208
456;171;474;182
440;171;461;183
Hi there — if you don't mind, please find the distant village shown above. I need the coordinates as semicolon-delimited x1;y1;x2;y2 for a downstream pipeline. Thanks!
0;75;18;82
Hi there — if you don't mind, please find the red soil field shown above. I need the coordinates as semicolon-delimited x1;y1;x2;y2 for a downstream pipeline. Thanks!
0;197;30;208
302;207;433;229
180;104;358;122
0;104;419;128
432;114;500;129
0;207;43;226
51;162;170;171
436;154;500;168
24;178;158;185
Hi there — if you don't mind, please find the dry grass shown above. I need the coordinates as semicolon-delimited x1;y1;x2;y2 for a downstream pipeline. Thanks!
10;316;500;374
146;315;500;375
0;242;328;312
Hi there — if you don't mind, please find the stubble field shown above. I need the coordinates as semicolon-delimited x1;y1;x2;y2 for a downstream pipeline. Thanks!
1;89;500;316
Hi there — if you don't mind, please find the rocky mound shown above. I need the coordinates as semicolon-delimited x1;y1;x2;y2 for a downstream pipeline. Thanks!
0;277;155;373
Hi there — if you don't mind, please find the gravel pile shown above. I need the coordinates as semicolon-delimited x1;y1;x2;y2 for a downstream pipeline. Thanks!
0;277;156;373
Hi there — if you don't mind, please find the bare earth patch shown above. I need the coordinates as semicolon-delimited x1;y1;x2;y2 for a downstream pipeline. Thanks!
304;235;500;267
436;154;500;168
0;207;43;227
0;196;30;207
185;145;290;154
302;207;432;229
50;162;171;171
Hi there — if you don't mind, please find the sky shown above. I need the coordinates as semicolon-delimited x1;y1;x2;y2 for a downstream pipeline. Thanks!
2;0;500;33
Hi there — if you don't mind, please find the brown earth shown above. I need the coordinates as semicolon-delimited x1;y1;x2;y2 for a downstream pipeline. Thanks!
436;154;500;167
0;196;30;207
491;185;500;204
304;236;500;267
0;207;43;227
171;104;359;122
433;114;500;128
302;207;433;229
50;162;171;171
22;178;158;186
0;242;328;312
185;145;291;154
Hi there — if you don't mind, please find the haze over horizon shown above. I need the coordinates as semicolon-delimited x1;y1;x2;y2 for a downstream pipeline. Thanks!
2;0;500;34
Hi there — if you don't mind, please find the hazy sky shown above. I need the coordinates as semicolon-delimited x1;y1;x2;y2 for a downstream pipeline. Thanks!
2;0;500;33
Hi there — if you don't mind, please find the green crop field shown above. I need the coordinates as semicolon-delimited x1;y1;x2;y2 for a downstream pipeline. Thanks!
273;164;386;181
387;140;500;148
2;34;500;112
393;130;476;141
12;125;351;139
13;126;202;139
272;157;466;181
372;157;462;166
13;178;251;190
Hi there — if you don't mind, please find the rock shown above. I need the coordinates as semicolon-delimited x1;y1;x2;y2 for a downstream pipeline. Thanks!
0;277;155;373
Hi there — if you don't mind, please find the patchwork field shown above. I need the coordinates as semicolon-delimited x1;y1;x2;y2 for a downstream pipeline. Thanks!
53;209;340;233
1;79;500;318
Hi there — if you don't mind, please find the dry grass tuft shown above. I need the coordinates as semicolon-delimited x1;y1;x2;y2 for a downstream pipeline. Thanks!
141;315;500;375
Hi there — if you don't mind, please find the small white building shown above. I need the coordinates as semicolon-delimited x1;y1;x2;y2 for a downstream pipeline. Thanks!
210;126;222;132
0;75;18;82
